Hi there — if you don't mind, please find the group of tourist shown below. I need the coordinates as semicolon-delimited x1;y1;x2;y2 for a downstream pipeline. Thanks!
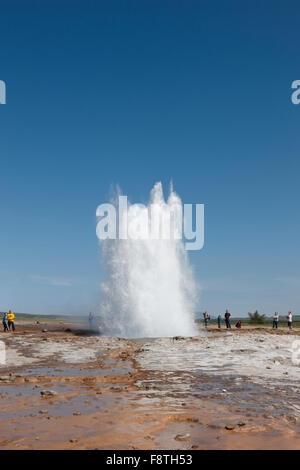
203;310;294;330
1;311;15;332
203;310;235;329
272;311;293;330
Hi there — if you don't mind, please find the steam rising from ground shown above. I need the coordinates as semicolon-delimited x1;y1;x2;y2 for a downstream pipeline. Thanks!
99;182;197;338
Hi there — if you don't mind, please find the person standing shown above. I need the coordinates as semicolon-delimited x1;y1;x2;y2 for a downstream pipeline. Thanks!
7;310;15;332
88;312;94;329
273;312;279;329
224;309;231;329
287;311;292;330
217;314;222;329
203;312;210;328
2;313;9;332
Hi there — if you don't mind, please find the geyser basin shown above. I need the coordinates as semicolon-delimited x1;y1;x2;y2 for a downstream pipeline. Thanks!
98;182;198;338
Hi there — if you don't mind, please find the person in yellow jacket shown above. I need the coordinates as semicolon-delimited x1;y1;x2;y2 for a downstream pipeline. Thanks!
7;310;15;332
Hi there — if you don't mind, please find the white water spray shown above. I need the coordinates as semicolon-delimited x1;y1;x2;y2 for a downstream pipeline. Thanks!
99;182;198;337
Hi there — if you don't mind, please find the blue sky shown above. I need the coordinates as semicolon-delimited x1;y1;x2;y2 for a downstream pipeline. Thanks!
0;0;300;316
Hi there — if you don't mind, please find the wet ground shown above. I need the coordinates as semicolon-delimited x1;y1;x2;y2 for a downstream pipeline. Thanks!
0;322;299;449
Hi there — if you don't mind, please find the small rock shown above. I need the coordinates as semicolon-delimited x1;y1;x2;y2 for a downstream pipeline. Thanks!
73;411;81;416
39;409;48;414
175;433;190;441
286;415;297;424
40;390;58;397
225;424;235;430
42;329;48;333
119;351;129;359
69;438;78;443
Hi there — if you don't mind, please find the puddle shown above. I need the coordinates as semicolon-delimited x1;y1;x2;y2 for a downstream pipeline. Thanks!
16;365;132;377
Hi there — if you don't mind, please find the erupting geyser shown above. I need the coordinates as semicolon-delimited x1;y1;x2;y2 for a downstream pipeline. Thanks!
98;182;198;337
